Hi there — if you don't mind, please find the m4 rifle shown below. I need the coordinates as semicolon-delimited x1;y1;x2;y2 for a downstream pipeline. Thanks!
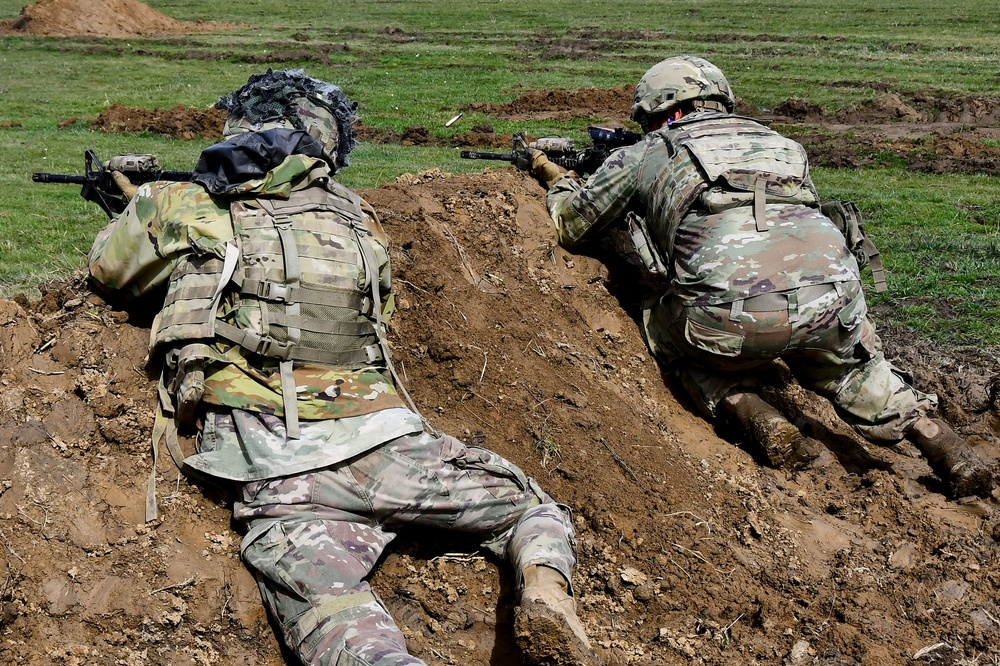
460;125;642;177
33;149;192;218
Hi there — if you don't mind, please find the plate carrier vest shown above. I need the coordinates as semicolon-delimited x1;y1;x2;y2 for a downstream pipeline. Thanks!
144;181;403;520
628;113;883;291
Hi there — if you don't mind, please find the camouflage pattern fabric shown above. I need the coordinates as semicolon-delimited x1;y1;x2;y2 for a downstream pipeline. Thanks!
235;430;576;666
671;201;859;307
189;407;420;481
546;110;939;442
88;156;407;480
642;280;936;442
630;56;735;129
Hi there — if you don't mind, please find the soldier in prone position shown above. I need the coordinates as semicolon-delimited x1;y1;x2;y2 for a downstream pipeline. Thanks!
528;56;994;499
88;69;600;666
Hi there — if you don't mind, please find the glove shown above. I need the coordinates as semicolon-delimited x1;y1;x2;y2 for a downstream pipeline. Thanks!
111;171;138;200
527;148;567;188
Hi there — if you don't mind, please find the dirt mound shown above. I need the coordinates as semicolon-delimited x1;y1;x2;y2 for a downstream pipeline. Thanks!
463;85;635;122
789;129;1000;175
90;103;227;140
3;168;999;664
69;87;1000;178
80;104;517;148
76;100;1000;178
770;91;1000;126
354;121;516;149
0;0;231;37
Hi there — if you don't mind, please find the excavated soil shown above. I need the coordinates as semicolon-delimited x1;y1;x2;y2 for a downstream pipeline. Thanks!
0;0;231;37
2;168;999;666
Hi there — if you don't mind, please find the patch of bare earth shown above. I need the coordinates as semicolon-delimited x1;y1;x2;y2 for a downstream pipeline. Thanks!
90;103;228;141
462;85;635;123
0;0;233;38
3;168;999;665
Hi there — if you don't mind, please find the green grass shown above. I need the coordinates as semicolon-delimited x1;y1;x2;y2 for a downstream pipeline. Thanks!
2;0;1000;351
813;167;1000;347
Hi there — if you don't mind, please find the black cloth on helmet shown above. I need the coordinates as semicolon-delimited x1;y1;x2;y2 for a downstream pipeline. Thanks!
192;128;327;195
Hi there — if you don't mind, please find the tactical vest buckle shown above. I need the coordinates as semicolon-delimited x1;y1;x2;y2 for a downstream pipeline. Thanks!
256;280;290;302
256;338;294;359
364;345;382;364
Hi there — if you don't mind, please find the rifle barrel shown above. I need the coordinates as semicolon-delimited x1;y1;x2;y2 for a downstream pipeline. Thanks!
32;173;88;184
460;151;514;161
154;170;193;182
32;170;192;184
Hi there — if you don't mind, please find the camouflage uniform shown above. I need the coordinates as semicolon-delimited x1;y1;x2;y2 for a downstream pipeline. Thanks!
89;138;576;666
547;111;936;442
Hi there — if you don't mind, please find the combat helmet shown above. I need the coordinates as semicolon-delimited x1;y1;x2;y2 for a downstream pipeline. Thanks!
630;56;735;132
216;69;358;172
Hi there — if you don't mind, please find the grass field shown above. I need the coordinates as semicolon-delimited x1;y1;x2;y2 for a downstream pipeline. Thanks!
1;0;999;350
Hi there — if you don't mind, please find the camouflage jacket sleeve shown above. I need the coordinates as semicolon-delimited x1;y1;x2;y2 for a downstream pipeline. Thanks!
545;141;645;249
88;182;234;300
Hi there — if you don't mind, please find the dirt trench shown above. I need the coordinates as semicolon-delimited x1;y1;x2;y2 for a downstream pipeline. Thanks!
75;82;1000;178
2;168;999;666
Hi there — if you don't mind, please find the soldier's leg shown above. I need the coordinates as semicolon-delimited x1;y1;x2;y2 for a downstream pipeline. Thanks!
646;296;816;466
235;471;424;666
349;431;597;665
782;281;935;442
785;284;992;496
350;431;576;583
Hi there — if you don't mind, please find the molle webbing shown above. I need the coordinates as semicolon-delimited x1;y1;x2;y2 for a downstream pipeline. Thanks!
219;184;384;370
653;114;816;266
152;251;231;351
217;183;385;440
213;320;382;364
671;117;810;198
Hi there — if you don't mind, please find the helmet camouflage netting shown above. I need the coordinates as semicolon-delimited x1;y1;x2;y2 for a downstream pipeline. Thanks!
216;69;359;171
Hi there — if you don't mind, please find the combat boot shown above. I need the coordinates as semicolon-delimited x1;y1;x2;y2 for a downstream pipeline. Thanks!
907;417;994;498
719;392;819;468
514;565;601;666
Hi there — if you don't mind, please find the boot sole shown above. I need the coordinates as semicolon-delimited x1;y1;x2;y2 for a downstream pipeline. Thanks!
514;599;600;666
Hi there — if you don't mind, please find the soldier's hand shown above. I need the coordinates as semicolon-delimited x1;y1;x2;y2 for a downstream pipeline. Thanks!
111;171;138;200
527;148;567;189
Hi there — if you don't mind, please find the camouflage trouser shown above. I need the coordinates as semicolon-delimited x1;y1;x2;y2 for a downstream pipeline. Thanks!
233;430;576;666
643;280;937;442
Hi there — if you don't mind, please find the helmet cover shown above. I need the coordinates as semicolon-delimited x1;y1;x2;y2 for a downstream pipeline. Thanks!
216;69;358;172
631;56;735;129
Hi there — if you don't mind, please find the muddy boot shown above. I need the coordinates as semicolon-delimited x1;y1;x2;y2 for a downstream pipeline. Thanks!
720;392;818;468
908;417;994;498
514;565;601;666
